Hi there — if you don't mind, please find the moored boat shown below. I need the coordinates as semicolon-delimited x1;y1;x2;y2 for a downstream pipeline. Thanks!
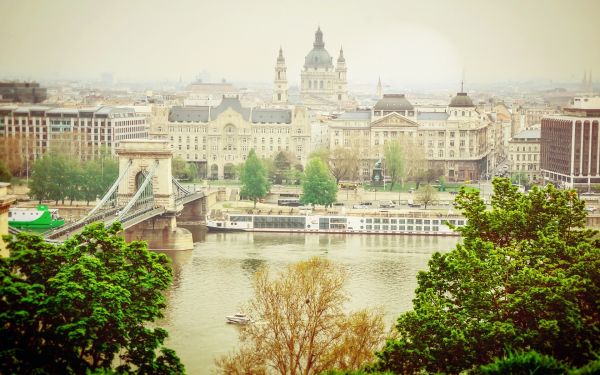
226;313;252;325
207;210;464;236
8;205;65;230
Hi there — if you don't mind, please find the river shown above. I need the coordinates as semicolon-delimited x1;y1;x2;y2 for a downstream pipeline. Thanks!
158;230;459;374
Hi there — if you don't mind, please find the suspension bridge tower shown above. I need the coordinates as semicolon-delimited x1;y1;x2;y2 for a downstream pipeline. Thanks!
116;139;193;250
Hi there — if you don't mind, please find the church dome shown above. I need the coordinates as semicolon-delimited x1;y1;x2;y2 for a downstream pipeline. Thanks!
304;27;334;70
374;94;414;111
449;92;474;107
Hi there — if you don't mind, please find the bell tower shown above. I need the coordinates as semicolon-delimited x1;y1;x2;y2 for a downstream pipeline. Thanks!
273;47;288;105
335;46;348;102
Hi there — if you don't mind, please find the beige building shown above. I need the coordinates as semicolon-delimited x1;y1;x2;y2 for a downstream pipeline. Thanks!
0;182;15;258
164;96;311;179
327;93;494;182
299;27;348;109
508;128;541;183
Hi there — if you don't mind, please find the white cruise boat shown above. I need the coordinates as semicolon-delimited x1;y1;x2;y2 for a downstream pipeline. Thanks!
207;210;464;236
226;313;252;325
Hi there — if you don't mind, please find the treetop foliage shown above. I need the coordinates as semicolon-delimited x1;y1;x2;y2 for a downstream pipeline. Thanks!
0;222;184;374
300;157;338;207
240;149;270;207
375;178;600;374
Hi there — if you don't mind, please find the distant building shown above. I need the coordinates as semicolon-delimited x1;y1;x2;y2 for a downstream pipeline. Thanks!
0;182;16;258
0;105;148;163
272;48;288;105
326;92;494;182
541;96;600;189
299;27;348;109
185;80;239;106
0;82;47;104
165;96;310;179
508;128;541;183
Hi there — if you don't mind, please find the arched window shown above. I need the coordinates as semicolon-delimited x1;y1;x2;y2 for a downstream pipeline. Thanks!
277;71;281;80
277;93;281;101
320;80;324;89
308;80;312;89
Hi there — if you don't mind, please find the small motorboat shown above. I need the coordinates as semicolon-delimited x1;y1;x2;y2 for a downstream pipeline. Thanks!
226;313;252;325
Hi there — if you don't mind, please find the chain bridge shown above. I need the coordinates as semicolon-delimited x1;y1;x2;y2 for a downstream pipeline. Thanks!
44;140;210;250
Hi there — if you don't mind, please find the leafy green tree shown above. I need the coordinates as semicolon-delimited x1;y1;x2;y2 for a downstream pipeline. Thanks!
375;178;600;374
0;160;12;182
240;149;270;208
28;154;70;204
511;170;529;186
172;156;196;180
383;140;404;191
272;150;295;184
0;222;184;374
383;138;425;190
64;158;83;205
300;157;338;207
80;160;103;205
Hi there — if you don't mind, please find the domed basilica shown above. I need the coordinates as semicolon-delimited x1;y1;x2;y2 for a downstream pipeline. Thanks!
273;27;348;109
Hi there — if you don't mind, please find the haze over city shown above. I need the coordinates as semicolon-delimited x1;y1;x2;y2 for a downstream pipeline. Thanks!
1;0;600;88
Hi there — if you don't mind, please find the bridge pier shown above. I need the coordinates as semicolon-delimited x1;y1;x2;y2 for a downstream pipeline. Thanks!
123;214;194;251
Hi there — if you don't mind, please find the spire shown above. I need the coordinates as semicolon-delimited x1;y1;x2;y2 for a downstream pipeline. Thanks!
460;79;464;93
313;26;324;49
337;45;345;63
376;76;383;99
277;46;285;63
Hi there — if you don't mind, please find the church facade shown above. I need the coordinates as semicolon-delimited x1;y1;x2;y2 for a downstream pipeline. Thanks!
300;27;347;109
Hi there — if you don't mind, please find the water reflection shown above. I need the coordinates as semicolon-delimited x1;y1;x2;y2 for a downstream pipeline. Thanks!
158;232;459;374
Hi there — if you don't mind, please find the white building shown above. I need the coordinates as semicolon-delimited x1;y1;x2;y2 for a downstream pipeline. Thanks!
508;128;541;183
299;27;348;109
326;92;494;182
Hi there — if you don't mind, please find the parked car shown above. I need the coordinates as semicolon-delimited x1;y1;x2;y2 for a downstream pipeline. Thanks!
379;200;396;208
352;202;373;209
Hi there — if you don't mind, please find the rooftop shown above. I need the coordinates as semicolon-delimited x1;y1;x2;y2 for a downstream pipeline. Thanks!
513;128;541;140
374;94;414;111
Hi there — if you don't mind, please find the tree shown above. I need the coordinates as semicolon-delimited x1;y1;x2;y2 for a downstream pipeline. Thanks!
511;171;529;186
28;154;70;204
172;156;195;180
301;157;338;207
0;222;184;374
240;149;270;208
375;178;600;374
329;147;359;183
382;138;425;190
0;160;12;182
272;150;295;184
216;258;385;374
414;184;437;209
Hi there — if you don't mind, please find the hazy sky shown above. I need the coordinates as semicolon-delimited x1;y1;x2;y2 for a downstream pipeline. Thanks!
1;0;599;88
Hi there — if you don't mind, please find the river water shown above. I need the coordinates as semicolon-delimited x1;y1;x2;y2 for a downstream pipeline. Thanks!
158;230;459;374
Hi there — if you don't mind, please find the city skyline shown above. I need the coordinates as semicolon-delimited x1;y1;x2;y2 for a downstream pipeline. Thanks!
1;0;599;88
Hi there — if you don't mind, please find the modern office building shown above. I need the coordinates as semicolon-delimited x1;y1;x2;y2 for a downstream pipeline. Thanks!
0;105;148;163
541;96;600;189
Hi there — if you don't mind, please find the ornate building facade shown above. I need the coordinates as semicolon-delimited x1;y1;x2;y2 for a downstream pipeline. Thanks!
163;96;311;179
299;27;348;109
326;93;494;182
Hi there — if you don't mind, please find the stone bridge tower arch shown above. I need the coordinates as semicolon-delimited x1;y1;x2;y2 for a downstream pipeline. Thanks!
115;140;176;211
